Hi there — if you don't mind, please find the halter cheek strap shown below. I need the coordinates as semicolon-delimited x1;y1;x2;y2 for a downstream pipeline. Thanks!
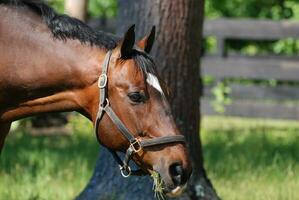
94;50;186;178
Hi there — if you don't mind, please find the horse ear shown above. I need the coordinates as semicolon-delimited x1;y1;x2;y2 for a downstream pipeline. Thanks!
120;24;135;58
137;26;156;53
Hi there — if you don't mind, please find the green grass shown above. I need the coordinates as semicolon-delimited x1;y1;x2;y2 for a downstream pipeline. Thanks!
0;115;98;200
0;115;299;200
202;116;299;200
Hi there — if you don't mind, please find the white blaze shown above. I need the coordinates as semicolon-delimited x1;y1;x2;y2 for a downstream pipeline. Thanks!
146;73;164;95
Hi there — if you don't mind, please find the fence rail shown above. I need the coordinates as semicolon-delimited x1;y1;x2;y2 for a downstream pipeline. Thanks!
203;19;299;40
204;84;299;101
201;100;299;120
202;56;299;81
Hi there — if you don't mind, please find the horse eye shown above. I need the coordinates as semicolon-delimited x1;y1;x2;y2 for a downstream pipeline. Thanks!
128;92;145;103
138;131;147;137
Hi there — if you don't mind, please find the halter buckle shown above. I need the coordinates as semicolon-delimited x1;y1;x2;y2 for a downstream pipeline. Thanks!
130;139;142;153
98;74;107;88
120;165;131;178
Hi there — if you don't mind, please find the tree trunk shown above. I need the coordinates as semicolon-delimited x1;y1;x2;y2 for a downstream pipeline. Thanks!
77;0;220;199
65;0;88;21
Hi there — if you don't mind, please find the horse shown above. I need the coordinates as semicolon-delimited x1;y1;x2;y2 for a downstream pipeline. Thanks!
0;0;192;196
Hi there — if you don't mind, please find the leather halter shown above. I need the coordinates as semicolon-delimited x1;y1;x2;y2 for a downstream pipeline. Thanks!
94;50;186;177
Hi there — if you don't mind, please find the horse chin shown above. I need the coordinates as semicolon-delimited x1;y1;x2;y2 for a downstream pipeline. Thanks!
165;184;186;197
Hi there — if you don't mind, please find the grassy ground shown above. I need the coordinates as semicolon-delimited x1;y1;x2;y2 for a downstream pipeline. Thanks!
0;115;298;200
202;116;299;200
0;115;98;200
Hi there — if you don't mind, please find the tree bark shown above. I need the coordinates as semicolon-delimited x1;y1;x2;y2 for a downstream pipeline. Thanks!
65;0;88;21
77;0;220;199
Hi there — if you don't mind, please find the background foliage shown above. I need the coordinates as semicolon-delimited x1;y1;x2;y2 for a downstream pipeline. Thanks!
47;0;117;18
206;0;299;19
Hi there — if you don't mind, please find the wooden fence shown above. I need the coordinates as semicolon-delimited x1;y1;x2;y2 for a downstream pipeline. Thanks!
201;18;299;120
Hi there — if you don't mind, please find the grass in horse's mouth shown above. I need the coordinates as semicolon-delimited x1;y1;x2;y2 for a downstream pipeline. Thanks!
151;171;165;200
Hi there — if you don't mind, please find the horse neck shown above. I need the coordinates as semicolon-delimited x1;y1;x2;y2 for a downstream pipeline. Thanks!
0;7;107;122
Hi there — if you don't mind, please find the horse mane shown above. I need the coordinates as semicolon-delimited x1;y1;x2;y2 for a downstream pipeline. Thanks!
1;0;117;49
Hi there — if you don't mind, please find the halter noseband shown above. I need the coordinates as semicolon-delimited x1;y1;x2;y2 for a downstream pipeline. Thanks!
94;50;186;178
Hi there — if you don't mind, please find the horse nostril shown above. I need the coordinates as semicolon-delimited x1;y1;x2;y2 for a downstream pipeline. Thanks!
169;162;186;186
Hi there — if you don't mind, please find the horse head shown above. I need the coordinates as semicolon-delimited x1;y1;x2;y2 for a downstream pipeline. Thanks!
94;25;192;196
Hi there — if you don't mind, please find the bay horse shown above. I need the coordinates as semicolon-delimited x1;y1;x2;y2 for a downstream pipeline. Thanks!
0;0;192;196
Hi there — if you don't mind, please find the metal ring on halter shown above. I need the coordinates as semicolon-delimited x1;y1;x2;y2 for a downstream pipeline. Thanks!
130;139;142;153
120;165;131;178
100;98;110;110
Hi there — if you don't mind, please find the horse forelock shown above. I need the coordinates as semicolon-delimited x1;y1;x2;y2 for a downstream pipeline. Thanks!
130;50;165;96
